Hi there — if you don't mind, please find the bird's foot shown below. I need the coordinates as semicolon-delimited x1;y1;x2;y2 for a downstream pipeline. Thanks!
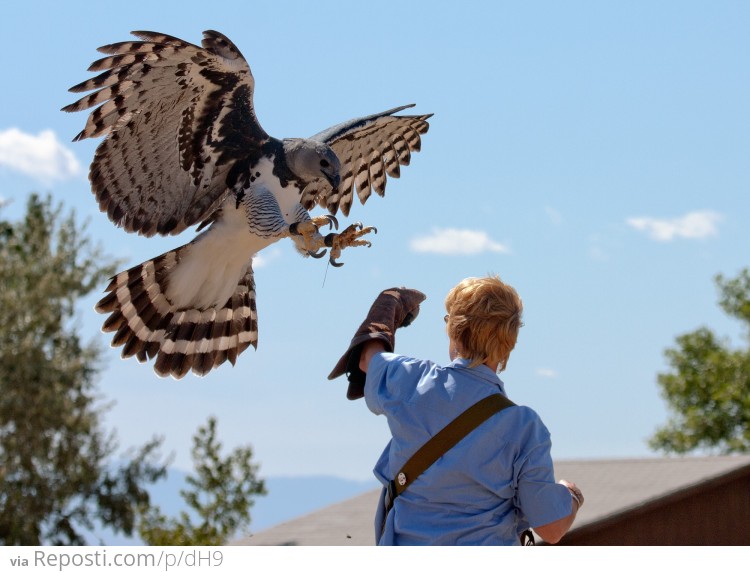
289;215;339;257
324;222;377;267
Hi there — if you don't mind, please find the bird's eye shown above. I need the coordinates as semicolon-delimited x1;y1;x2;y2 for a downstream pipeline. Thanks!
320;159;330;168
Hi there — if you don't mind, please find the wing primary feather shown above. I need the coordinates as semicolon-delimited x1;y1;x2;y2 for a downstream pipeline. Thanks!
129;31;193;46
310;104;416;144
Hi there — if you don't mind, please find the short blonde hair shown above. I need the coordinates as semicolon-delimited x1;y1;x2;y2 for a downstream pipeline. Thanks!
444;275;523;371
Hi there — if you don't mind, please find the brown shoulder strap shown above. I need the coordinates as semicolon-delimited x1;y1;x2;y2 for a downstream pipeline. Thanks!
392;393;515;496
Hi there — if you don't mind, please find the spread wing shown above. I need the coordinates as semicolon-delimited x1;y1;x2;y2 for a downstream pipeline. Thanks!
62;30;269;237
300;105;432;216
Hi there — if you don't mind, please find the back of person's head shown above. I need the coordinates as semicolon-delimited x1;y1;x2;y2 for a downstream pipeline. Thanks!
444;275;523;371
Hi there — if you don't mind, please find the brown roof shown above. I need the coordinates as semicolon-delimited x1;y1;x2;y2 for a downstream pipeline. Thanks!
233;455;750;546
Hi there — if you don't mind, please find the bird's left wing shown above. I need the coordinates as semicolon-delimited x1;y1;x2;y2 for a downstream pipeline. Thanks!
62;30;269;237
300;105;432;216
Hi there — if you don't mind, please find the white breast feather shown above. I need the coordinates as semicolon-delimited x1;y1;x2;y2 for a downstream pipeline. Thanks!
255;156;303;224
166;205;277;310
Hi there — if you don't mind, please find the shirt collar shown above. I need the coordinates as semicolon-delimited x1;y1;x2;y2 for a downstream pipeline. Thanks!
449;357;506;392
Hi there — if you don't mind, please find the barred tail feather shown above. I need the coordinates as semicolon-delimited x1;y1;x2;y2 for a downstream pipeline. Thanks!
96;247;258;379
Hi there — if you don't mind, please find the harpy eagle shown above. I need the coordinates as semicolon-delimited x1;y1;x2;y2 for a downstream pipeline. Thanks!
62;30;431;379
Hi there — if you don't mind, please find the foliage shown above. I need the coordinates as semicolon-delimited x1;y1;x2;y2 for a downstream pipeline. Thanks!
0;194;168;545
138;416;267;546
650;269;750;454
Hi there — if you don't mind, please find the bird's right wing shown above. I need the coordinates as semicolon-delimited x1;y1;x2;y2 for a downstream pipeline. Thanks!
62;30;270;237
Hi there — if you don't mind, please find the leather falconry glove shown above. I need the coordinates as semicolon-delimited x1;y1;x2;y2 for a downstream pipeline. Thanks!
328;287;426;400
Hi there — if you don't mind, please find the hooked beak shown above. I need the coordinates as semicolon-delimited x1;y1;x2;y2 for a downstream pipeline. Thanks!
325;172;340;192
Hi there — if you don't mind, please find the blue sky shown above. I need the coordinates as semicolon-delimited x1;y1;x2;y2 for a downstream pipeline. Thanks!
1;0;748;493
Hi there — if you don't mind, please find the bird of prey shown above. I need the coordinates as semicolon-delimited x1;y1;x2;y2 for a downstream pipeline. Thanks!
62;30;431;380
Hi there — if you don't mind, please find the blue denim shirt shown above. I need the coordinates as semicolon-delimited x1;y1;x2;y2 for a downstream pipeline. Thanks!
365;352;572;545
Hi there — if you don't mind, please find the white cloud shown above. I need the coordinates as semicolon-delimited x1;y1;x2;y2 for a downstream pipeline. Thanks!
536;367;558;378
410;228;510;255
0;128;81;184
626;210;722;242
253;247;282;269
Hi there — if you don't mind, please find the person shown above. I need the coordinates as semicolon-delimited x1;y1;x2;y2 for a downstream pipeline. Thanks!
329;276;584;545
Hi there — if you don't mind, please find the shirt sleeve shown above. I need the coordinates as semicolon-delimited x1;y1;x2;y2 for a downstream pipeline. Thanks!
513;411;573;528
364;352;428;416
364;351;390;415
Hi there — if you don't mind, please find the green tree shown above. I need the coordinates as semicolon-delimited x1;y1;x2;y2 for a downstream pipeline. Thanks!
0;194;168;545
650;268;750;454
1;194;266;546
138;416;267;546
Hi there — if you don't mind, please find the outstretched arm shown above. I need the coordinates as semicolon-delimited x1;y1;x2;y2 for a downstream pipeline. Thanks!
328;288;425;400
358;339;388;374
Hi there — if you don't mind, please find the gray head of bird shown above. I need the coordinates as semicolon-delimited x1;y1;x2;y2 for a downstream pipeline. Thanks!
283;138;341;191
